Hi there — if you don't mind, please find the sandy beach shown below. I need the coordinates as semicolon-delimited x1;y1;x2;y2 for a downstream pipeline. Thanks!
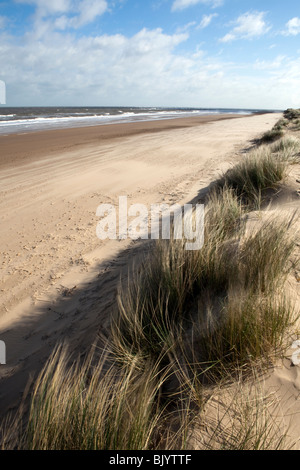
1;111;296;425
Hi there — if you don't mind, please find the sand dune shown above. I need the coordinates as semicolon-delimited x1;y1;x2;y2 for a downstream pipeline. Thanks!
0;112;288;418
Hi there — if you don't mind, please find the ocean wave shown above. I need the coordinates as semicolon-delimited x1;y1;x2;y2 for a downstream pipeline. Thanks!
0;107;261;135
0;114;16;118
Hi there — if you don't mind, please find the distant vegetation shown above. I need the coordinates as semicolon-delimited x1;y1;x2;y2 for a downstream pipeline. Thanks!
1;109;300;450
259;109;300;143
284;108;300;121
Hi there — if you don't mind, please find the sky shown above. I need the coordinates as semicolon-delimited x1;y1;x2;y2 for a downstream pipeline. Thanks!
0;0;300;109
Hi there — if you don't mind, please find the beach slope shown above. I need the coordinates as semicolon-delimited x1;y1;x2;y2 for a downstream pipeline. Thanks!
0;113;282;416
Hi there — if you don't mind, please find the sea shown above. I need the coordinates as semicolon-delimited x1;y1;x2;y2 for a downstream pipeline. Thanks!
0;106;276;136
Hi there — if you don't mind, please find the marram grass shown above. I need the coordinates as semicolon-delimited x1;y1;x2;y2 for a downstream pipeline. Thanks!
1;111;299;450
216;146;288;207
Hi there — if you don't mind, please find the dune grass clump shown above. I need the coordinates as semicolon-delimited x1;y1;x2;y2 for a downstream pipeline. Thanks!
11;346;170;451
216;147;287;207
292;118;300;128
179;215;296;383
259;116;293;144
194;292;294;379
284;108;300;121
205;186;244;240
273;118;289;130
111;196;296;385
239;216;296;293
260;128;285;143
110;187;245;367
270;135;300;153
270;136;300;164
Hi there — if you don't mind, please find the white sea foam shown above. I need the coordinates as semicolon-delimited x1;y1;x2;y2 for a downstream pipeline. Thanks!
0;107;259;135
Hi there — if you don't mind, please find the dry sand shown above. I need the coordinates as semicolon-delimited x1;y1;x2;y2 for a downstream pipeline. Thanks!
1;111;299;444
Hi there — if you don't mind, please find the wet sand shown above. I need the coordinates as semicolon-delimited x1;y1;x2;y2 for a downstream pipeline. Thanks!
0;114;244;169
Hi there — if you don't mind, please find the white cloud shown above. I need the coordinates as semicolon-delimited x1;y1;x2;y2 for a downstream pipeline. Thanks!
14;0;108;27
220;33;235;43
72;0;108;27
220;11;270;42
254;55;286;70
283;17;300;36
15;0;72;16
54;15;70;30
1;16;300;109
198;13;217;29
0;27;193;105
172;0;223;12
176;21;197;33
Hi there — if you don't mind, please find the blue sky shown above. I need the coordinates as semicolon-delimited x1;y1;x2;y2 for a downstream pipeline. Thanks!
0;0;300;109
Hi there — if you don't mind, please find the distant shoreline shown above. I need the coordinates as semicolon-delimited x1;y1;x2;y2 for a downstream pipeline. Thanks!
0;106;274;136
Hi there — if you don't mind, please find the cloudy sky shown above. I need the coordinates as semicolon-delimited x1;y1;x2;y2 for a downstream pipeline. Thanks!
0;0;300;109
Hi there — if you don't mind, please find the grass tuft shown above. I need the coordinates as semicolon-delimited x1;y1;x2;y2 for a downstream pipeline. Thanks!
22;345;169;450
216;147;287;207
270;136;300;163
260;128;285;143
